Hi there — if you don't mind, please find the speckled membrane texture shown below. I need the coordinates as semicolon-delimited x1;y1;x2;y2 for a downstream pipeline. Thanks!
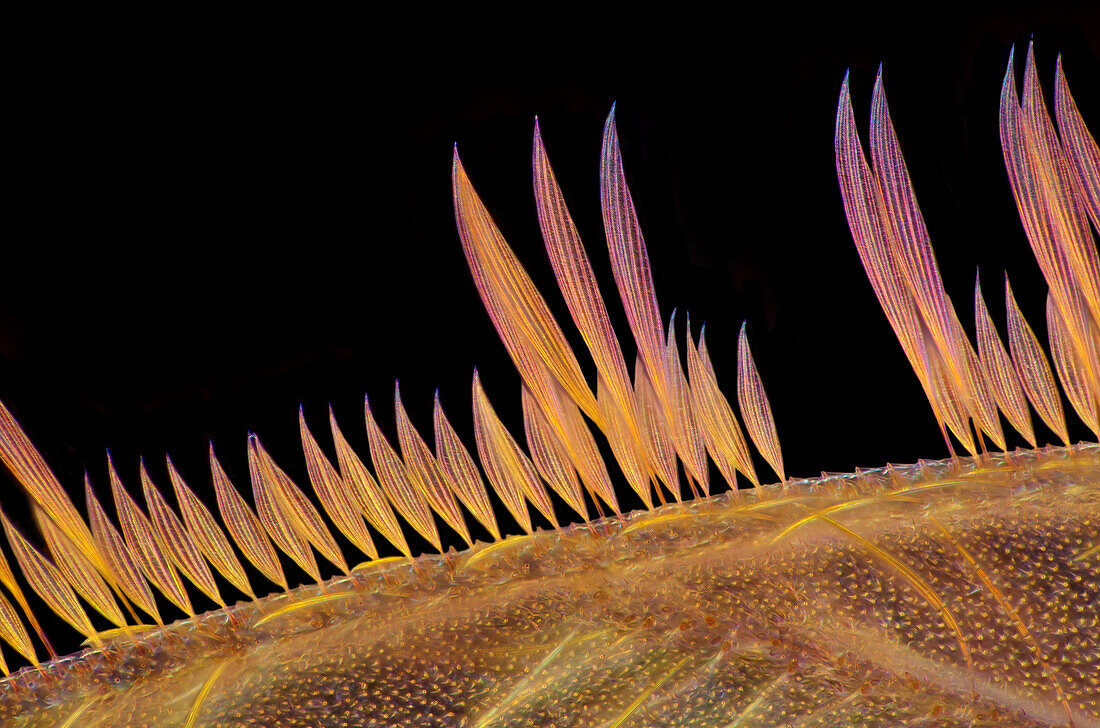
3;446;1098;727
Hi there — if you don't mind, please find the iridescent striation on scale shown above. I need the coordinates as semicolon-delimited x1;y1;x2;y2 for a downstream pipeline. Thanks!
0;42;1097;727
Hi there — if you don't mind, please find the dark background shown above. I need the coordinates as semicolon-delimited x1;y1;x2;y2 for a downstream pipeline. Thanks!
1;6;1097;657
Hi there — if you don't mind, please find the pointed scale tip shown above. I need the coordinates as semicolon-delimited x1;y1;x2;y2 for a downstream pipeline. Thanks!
1024;41;1038;77
837;73;851;109
872;66;885;97
1054;53;1067;89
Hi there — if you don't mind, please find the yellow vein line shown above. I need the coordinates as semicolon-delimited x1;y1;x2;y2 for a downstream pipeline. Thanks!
351;555;410;572
465;534;531;569
81;624;157;646
784;686;863;727
604;657;689;728
474;628;578;728
1072;542;1099;562
622;509;775;536
724;672;788;727
59;699;96;728
622;512;697;534
768;495;920;546
185;659;229;728
931;517;1073;727
817;515;972;669
254;592;353;627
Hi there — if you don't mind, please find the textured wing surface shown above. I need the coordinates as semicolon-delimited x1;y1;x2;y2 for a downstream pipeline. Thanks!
5;448;1096;727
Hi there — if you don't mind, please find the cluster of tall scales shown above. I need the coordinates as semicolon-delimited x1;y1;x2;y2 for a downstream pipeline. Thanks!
0;103;788;673
836;43;1099;458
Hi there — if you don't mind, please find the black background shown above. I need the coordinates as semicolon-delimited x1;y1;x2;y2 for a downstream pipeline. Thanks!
1;6;1098;657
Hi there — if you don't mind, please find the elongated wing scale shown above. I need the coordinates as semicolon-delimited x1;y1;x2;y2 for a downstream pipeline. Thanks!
140;463;224;607
328;407;411;557
1;514;97;645
974;275;1036;447
736;324;785;482
432;393;501;541
34;507;127;628
1006;276;1071;445
299;408;379;561
210;445;287;591
522;385;589;521
85;475;162;625
394;385;473;548
168;454;256;599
